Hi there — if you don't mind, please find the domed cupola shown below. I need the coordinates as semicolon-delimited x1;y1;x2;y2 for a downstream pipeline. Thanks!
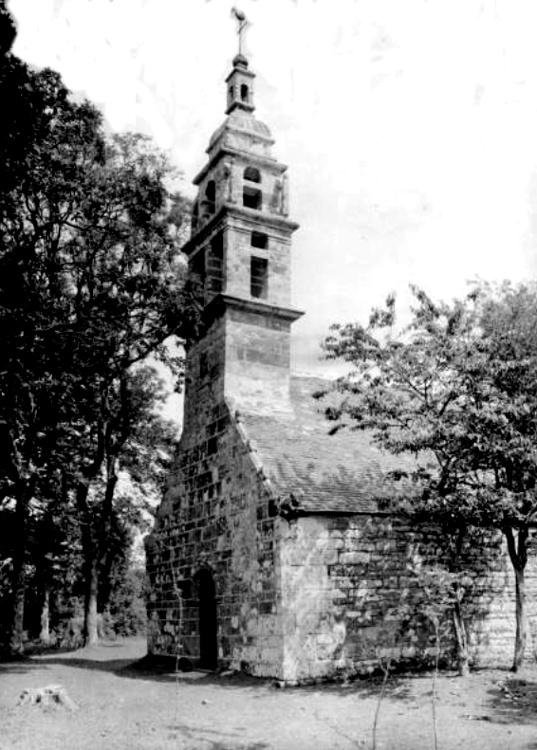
207;51;274;162
207;109;274;161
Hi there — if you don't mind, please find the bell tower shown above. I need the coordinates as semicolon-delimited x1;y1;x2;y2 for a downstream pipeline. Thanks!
182;47;302;424
226;53;255;114
147;26;305;673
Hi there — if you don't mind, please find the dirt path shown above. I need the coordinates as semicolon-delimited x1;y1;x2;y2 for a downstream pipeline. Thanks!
1;638;537;750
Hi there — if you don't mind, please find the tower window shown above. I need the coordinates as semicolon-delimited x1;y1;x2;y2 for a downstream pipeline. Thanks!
191;201;199;230
191;248;206;295
205;181;215;201
199;352;208;379
251;231;268;249
204;180;216;215
240;84;249;102
243;186;262;210
244;166;261;183
228;85;233;100
251;256;268;299
207;231;224;295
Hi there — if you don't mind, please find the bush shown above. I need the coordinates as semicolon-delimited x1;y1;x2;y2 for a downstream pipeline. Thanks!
107;567;147;637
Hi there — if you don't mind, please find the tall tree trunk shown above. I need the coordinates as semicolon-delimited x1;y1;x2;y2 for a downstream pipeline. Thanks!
9;488;29;653
75;397;121;646
452;600;469;677
504;526;528;672
76;464;117;646
85;557;100;646
99;547;115;620
450;521;470;676
76;480;99;646
97;467;118;616
38;500;56;647
513;566;527;672
39;586;51;645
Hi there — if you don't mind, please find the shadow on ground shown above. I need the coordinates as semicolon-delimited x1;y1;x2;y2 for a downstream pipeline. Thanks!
486;677;537;725
1;646;421;704
164;721;271;750
0;661;36;676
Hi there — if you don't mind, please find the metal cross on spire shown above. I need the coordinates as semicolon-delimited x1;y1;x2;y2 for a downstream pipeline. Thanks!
231;7;249;56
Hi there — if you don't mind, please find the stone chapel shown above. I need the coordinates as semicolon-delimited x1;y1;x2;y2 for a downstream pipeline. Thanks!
146;49;537;683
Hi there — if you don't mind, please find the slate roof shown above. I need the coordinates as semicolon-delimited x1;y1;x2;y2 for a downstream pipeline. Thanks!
238;376;418;515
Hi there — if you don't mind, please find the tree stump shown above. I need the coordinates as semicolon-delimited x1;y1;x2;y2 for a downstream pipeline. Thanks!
18;684;78;710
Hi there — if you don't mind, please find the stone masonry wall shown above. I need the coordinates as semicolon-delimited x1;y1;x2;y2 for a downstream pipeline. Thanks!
224;214;292;308
225;307;293;415
146;400;286;677
279;514;537;684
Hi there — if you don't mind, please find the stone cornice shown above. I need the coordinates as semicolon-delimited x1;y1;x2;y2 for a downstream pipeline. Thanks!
182;203;299;255
204;293;304;326
194;146;283;185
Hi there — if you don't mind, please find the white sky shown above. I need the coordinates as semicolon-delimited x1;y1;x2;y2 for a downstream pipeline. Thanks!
10;0;537;374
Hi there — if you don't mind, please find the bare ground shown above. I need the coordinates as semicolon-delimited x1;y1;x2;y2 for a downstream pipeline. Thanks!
1;638;537;750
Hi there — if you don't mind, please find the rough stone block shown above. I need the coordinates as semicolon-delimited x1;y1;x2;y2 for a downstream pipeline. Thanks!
339;552;371;565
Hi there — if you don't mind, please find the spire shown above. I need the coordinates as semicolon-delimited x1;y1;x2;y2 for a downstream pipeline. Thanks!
226;8;255;114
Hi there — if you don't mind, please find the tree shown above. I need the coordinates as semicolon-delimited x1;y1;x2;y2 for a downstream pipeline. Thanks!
0;0;16;57
3;390;174;649
0;58;199;651
320;281;537;672
68;366;178;645
0;60;105;649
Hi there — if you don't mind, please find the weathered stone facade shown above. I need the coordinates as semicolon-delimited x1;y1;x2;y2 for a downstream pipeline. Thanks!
146;51;537;683
146;52;299;676
146;398;283;675
278;514;537;682
147;410;537;681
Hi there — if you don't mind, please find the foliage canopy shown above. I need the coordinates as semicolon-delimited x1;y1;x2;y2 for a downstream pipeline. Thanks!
0;55;199;650
321;281;537;670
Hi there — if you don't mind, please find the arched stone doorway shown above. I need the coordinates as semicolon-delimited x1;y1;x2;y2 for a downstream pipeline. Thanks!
194;569;218;670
